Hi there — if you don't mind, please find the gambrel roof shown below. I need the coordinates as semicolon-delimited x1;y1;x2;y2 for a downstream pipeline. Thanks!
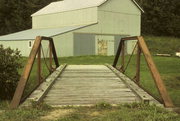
32;0;143;16
32;0;108;16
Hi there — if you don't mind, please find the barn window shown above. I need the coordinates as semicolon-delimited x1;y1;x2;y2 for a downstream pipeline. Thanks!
28;41;33;48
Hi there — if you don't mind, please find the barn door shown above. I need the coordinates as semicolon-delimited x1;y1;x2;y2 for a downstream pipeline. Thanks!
95;35;114;56
98;39;108;55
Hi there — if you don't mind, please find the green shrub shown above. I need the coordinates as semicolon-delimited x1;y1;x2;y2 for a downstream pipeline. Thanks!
0;45;22;100
145;36;180;54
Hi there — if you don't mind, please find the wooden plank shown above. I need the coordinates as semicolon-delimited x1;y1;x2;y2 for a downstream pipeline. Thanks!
49;88;132;92
50;38;59;68
21;64;67;107
65;65;109;70
39;64;144;106
137;36;173;107
52;84;127;88
63;71;112;73
44;98;139;103
64;70;112;72
56;77;120;80
41;36;53;41
60;73;117;77
59;76;119;79
46;93;136;97
121;36;138;41
106;64;163;106
45;100;140;106
44;97;138;101
10;36;42;109
54;79;124;83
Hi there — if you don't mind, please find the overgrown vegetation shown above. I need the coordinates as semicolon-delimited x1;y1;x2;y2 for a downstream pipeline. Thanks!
0;109;46;121
0;45;22;100
58;103;180;121
0;103;179;121
145;36;180;54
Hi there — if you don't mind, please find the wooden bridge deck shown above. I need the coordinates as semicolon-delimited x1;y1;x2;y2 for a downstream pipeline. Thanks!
44;65;139;106
23;65;161;107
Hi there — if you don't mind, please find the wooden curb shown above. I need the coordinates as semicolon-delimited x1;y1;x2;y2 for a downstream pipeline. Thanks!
106;64;163;107
21;64;67;107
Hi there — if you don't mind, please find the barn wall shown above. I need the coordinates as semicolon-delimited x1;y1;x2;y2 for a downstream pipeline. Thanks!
32;7;98;29
71;0;141;36
0;40;32;56
98;0;141;36
52;32;73;57
99;0;141;15
98;11;141;36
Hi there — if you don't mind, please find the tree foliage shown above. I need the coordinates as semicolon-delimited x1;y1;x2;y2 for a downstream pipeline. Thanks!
0;0;59;35
137;0;180;37
0;45;22;99
0;0;179;37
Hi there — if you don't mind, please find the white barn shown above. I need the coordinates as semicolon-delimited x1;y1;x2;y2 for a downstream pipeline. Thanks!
0;0;143;57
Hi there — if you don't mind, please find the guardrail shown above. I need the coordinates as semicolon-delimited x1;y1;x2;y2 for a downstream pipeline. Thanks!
10;36;59;109
113;36;174;108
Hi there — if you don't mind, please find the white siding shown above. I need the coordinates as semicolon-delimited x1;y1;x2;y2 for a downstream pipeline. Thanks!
98;11;141;36
32;7;98;29
97;0;141;36
99;0;141;15
0;40;32;56
52;32;73;57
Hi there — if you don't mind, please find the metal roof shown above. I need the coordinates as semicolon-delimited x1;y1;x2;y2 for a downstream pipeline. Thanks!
32;0;108;16
0;24;95;41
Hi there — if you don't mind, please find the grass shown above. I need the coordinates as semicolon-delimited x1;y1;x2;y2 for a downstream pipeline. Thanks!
57;103;180;121
0;103;179;121
21;55;180;106
144;35;180;55
0;102;51;121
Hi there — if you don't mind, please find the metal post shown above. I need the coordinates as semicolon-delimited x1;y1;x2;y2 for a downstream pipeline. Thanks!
50;39;59;68
121;41;125;72
49;41;52;72
37;45;41;84
136;44;141;84
113;39;123;67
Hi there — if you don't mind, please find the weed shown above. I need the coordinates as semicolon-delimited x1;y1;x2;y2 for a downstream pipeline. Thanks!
95;102;112;110
31;101;52;111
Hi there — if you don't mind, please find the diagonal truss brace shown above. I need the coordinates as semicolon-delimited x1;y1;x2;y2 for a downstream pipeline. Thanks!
10;36;59;109
113;36;174;107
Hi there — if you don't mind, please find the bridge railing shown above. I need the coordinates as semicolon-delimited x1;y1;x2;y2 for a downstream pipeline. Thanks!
10;36;59;109
113;36;174;108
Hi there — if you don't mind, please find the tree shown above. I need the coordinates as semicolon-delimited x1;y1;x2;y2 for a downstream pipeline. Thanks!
137;0;180;37
0;45;22;99
0;0;59;36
